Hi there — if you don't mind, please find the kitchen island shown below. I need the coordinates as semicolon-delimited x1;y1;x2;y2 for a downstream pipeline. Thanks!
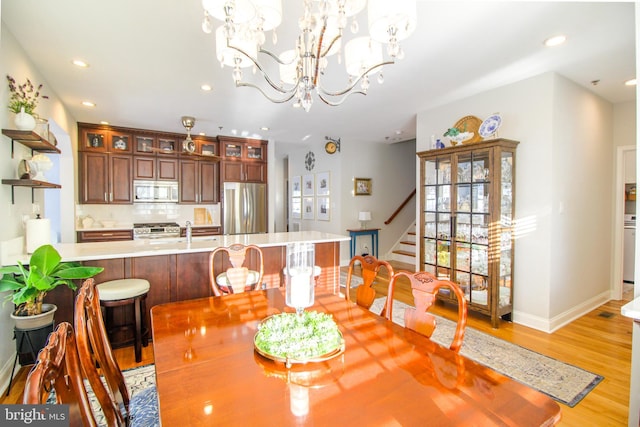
10;232;349;329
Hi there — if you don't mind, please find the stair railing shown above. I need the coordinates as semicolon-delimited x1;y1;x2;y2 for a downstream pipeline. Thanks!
384;189;416;225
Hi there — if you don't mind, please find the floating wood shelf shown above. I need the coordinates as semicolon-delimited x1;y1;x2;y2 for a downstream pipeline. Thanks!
1;179;61;204
2;129;60;157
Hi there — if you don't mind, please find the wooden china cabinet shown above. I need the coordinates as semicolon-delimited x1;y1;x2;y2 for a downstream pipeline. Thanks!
219;136;267;183
417;138;518;327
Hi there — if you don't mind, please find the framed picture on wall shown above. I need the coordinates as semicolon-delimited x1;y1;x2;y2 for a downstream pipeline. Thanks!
316;171;330;196
303;197;314;220
303;174;314;196
354;177;372;196
291;197;301;219
291;176;301;198
317;196;330;221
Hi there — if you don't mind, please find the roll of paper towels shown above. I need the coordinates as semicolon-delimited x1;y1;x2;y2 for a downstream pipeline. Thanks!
26;218;51;254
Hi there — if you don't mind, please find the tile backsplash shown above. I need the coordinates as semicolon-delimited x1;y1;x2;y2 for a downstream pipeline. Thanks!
75;203;221;229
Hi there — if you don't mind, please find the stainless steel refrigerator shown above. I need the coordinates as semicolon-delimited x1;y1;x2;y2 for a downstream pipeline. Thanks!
223;182;267;234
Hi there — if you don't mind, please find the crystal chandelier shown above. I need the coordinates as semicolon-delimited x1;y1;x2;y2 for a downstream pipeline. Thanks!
201;0;417;112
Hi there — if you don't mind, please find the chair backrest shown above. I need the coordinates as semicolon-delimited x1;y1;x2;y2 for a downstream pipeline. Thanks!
345;255;394;311
75;278;129;426
209;244;264;296
23;322;97;427
386;271;468;352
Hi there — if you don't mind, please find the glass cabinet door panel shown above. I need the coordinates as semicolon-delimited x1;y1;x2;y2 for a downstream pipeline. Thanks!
499;252;512;307
456;213;471;242
424;213;436;238
470;274;489;306
455;242;470;271
86;132;105;149
437;213;451;240
437;185;451;212
471;244;488;276
472;153;490;182
158;138;177;153
457;184;471;212
471;214;489;245
110;134;130;152
472;183;489;213
136;136;154;153
437;240;450;268
247;145;263;160
501;152;513;183
424;160;437;185
437;159;451;185
501;182;513;215
424;186;437;211
424;239;436;265
457;154;472;183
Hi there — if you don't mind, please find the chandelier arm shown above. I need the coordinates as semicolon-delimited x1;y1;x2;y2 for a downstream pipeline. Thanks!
257;47;294;66
235;82;299;104
317;90;367;107
320;35;341;58
226;43;290;94
318;60;394;97
313;22;328;87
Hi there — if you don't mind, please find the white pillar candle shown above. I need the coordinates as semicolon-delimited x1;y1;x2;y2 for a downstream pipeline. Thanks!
287;267;313;308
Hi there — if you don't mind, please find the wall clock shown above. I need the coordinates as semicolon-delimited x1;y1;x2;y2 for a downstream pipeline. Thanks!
324;137;340;154
305;151;315;171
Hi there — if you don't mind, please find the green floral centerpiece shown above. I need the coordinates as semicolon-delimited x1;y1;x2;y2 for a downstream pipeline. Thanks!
0;244;103;317
6;75;48;115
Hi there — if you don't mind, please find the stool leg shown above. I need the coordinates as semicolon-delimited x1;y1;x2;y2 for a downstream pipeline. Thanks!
141;297;149;347
134;298;142;363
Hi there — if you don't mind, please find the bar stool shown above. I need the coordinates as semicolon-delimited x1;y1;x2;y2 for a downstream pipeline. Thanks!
97;278;150;363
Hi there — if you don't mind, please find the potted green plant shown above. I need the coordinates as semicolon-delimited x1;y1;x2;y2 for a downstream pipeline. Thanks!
0;244;103;329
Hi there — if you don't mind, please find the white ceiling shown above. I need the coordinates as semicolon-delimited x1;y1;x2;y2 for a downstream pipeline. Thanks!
1;1;636;145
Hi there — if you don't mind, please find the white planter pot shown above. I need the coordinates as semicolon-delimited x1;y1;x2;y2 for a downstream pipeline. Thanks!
11;303;57;330
14;107;36;131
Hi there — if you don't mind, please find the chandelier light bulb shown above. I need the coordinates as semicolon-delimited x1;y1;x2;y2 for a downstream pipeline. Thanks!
377;71;384;84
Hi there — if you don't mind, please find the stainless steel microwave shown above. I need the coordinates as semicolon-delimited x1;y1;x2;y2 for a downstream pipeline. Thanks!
133;180;179;203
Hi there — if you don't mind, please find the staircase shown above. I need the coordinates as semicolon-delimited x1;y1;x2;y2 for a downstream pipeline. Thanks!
391;224;417;266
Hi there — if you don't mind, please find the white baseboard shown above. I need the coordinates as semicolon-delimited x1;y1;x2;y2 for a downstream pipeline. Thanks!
514;290;611;333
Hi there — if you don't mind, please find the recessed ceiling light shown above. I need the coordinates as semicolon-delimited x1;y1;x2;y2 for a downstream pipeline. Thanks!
82;101;95;107
72;59;89;68
198;132;206;136
261;126;269;131
544;35;567;47
100;121;109;125
625;78;637;86
201;84;212;91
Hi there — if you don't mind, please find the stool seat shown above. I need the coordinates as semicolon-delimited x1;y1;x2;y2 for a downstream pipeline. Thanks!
97;279;150;301
96;278;150;363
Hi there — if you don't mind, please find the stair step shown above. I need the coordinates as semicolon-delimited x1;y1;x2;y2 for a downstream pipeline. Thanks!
392;249;416;265
393;249;415;257
400;240;415;246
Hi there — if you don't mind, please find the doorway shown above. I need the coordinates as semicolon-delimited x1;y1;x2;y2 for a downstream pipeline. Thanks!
613;145;636;301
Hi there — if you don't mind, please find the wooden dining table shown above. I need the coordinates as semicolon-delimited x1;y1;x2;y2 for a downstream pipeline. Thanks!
150;288;561;426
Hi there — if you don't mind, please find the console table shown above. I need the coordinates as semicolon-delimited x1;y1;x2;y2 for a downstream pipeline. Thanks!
347;228;380;258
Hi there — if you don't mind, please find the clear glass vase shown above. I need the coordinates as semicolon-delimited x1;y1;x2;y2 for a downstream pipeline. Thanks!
285;242;315;314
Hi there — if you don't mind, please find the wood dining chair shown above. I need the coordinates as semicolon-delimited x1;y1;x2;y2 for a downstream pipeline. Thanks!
23;322;99;427
209;244;264;296
386;271;468;352
345;255;394;312
75;278;159;427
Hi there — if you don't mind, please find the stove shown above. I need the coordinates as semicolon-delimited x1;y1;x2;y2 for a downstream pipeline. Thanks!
624;214;636;228
133;222;181;239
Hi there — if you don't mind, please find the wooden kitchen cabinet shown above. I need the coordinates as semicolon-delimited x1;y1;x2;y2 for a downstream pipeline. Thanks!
133;156;178;181
219;136;267;183
180;226;221;237
79;126;132;154
417;138;518;328
77;229;133;242
79;152;133;204
179;159;219;204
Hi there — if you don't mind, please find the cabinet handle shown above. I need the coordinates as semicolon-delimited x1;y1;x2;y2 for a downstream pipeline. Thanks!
110;192;113;202
102;233;114;237
104;192;108;202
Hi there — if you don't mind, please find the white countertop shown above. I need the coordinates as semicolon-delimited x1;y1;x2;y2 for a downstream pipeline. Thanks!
3;231;350;265
621;296;640;320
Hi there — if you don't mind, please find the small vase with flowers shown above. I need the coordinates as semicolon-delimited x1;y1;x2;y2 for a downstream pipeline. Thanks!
6;75;48;131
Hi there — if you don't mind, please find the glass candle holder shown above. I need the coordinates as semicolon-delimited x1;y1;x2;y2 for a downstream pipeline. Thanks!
285;242;315;314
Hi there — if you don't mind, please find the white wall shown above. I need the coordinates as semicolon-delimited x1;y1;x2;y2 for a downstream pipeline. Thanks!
280;137;416;265
1;25;79;393
416;71;615;332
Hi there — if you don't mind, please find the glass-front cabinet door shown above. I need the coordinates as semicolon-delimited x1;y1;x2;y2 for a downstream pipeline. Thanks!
418;139;518;328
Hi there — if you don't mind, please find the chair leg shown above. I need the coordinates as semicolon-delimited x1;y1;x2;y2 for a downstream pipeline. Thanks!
141;297;149;347
134;298;142;363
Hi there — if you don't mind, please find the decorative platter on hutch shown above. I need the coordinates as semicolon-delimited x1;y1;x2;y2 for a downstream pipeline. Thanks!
479;114;502;139
453;115;482;144
254;311;345;368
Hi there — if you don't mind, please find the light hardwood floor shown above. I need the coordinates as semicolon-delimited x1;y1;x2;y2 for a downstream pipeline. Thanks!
2;261;633;426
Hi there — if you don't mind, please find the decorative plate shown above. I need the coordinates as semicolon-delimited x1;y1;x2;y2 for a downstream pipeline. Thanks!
254;311;344;368
305;151;315;171
453;115;482;144
479;114;502;139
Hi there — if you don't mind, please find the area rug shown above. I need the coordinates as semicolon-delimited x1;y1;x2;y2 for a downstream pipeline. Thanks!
339;270;364;288
369;298;604;407
48;364;157;426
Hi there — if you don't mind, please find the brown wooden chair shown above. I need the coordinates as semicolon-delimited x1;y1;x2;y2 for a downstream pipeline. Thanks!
75;278;159;427
23;322;101;427
345;255;394;311
386;271;468;352
209;244;264;296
